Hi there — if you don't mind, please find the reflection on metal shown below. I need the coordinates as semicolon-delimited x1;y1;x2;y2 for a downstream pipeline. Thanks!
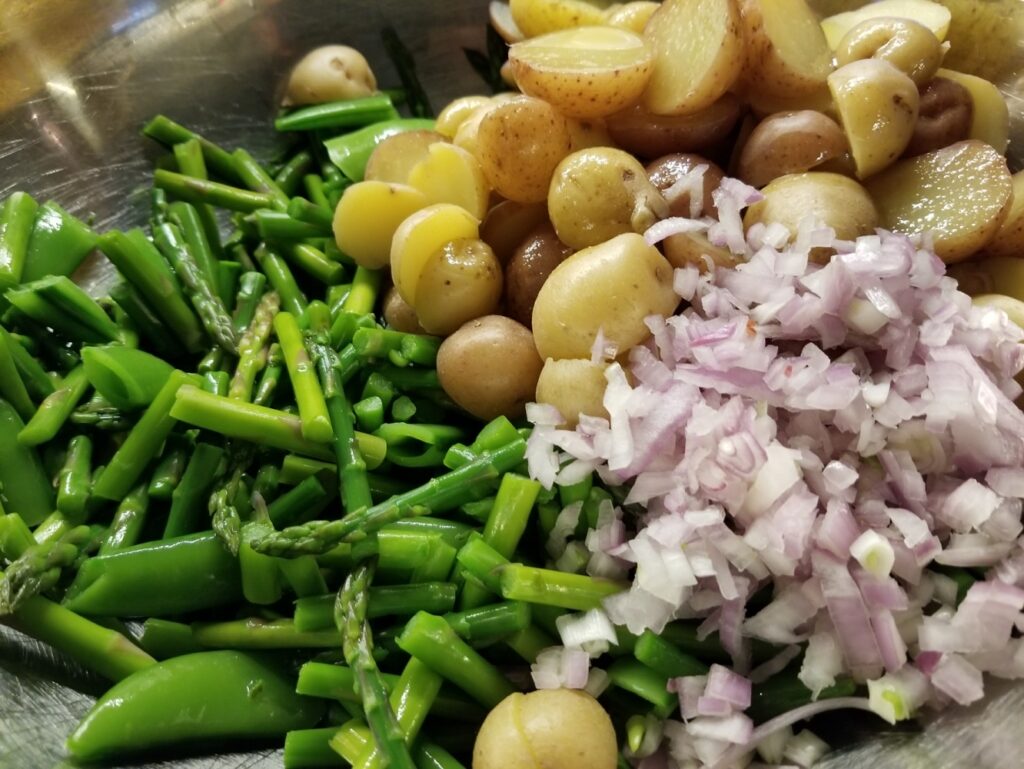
1;1;1023;767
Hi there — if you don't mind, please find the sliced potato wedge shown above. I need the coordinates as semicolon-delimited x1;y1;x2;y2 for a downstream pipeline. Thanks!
739;0;834;98
642;0;745;116
828;59;919;179
333;181;428;269
363;130;447;184
982;172;1024;259
604;1;660;34
865;140;1013;263
820;0;951;49
936;68;1010;154
509;26;654;118
390;204;480;306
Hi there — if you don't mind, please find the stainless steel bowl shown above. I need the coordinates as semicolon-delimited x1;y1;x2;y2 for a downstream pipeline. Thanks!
1;1;1024;767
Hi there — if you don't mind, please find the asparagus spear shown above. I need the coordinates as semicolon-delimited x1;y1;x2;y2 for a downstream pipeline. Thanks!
253;437;526;556
55;435;92;522
153;169;275;212
255;244;308;317
231;271;268;334
230;290;279;401
0;524;94;614
254;342;285;406
170;142;224;263
17;365;90;446
142;115;242;182
100;483;150;554
337;562;417;769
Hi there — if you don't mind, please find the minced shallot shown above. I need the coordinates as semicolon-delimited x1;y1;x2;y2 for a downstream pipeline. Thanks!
524;175;1024;768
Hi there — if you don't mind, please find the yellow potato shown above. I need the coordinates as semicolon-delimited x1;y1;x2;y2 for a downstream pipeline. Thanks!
382;286;425;334
736;110;847;188
333;181;428;270
947;256;1024;298
642;0;745;116
567;117;615;151
390;203;480;305
834;17;943;86
972;294;1024;329
739;0;834;99
607;93;744;157
936;68;1010;154
664;231;744;271
865;140;1013;263
980;172;1024;259
490;1;526;43
828;59;919;179
820;0;951;49
414;238;504;336
283;45;377;106
532;232;677;360
509;26;654;118
904;76;973;157
363;130;447;184
536;357;610;426
475;96;574;203
745;84;834;119
743;172;879;261
473;690;617;769
509;0;607;38
604;1;660;33
435;95;492;139
407;142;491;220
548;147;668;249
932;0;1023;82
437;316;543;421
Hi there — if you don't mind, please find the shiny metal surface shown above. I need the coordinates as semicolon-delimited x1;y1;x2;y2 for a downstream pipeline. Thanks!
1;1;1024;767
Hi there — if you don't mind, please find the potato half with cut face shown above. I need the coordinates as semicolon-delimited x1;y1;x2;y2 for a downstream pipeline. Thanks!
641;0;745;116
509;0;606;38
509;26;654;119
866;140;1013;263
739;0;834;99
820;0;952;49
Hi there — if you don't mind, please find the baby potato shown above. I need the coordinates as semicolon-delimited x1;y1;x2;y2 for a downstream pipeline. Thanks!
390;203;480;306
283;45;377;106
865;140;1013;263
983;172;1024;259
828;59;919;179
535;358;610;426
532;232;677;360
605;1;660;34
437;315;543;420
743;172;879;260
973;294;1024;329
509;26;654;119
820;0;952;49
566;117;615;152
333;181;428;270
739;0;834;99
382;286;425;334
548;147;669;250
948;256;1024;298
505;222;574;326
476;96;573;203
736;110;847;188
664;231;744;271
606;93;744;158
414;238;504;336
490;1;525;43
745;83;834;119
903;76;972;158
642;0;745;116
364;130;447;184
936;68;1010;154
407;142;491;220
473;690;617;769
509;0;606;38
835;17;943;86
646;153;725;217
436;96;492;139
480;200;550;264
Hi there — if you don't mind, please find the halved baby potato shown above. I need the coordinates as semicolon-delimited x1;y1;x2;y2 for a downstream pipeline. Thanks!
604;1;661;34
828;59;919;179
820;0;952;49
739;0;834;99
979;171;1024;259
390;203;480;305
363;130;447;184
509;26;655;118
642;0;745;116
407;142;491;220
334;181;428;269
866;140;1013;263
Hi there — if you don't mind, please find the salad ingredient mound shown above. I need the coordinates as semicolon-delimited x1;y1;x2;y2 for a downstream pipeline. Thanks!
524;178;1024;765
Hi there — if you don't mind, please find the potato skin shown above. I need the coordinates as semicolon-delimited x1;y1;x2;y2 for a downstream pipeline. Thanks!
437;316;542;420
736;111;847;189
646;153;725;217
473;690;617;769
284;45;377;106
532;232;677;360
415;239;504;336
382;286;425;334
606;93;744;159
535;358;609;426
505;222;574;327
